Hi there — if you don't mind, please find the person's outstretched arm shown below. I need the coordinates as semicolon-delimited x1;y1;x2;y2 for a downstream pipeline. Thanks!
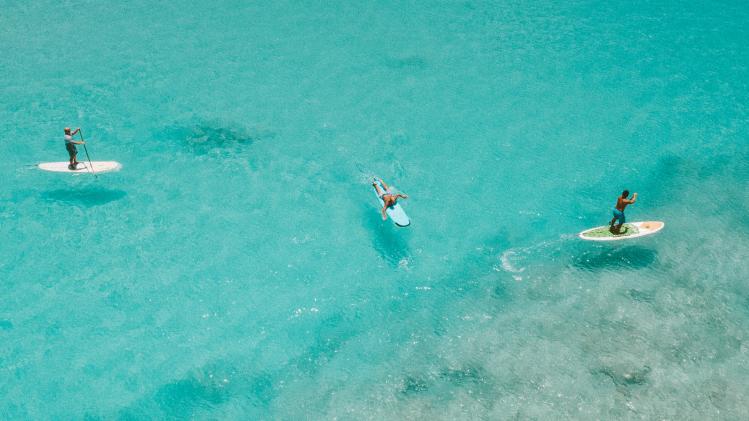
381;205;388;220
71;128;80;135
396;193;408;200
626;193;638;204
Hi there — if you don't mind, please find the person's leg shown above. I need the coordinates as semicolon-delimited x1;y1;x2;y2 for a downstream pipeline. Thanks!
616;212;627;234
373;181;384;197
614;213;626;233
379;179;390;191
609;210;619;232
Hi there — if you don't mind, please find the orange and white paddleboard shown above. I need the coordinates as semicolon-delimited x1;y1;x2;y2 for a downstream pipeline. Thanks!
579;221;665;241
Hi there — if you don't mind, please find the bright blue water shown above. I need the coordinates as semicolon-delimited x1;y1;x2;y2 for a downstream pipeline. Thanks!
2;1;749;418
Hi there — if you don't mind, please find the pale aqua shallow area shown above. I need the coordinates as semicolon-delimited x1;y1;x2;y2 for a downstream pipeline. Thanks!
2;1;749;418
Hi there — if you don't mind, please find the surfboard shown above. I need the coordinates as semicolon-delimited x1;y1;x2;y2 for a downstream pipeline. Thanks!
373;179;410;227
38;161;122;174
579;221;664;241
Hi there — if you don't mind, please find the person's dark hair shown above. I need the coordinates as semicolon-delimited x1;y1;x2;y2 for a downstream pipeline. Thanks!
622;189;630;197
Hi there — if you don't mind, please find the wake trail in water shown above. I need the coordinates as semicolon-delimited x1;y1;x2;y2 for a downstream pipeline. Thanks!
355;161;376;184
495;234;577;280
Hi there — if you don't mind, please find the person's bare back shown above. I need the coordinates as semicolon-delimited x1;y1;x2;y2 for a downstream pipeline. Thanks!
615;193;637;212
373;178;408;221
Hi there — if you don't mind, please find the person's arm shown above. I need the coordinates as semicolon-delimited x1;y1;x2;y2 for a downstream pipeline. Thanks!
381;205;388;220
396;194;408;200
71;128;83;143
626;193;638;204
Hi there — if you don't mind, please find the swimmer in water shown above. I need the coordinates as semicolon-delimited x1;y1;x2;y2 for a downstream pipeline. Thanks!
373;178;408;221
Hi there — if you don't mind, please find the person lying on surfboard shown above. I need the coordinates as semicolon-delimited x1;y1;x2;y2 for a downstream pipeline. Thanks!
64;127;85;169
609;189;637;234
373;178;408;221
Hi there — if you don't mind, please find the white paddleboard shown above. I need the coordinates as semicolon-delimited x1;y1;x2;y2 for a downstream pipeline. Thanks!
579;221;664;242
38;161;122;174
373;179;410;227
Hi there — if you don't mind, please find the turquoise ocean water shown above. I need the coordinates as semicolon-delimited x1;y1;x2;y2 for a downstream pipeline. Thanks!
2;1;749;418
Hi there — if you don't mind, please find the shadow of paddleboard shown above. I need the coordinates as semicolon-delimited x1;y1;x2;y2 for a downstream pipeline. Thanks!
571;245;658;272
360;204;410;267
42;188;127;207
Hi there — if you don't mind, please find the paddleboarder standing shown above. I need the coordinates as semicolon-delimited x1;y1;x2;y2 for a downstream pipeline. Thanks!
64;127;85;169
610;190;637;234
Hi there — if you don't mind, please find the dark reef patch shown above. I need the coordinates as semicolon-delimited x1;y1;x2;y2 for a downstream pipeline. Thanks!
384;55;428;71
399;365;495;406
596;364;651;389
245;371;277;407
160;120;274;155
402;376;430;394
291;312;358;376
439;366;491;387
151;372;231;418
625;288;656;304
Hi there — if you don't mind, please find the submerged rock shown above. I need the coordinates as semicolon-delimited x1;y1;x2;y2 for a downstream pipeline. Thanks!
597;364;651;387
402;376;429;394
160;120;274;155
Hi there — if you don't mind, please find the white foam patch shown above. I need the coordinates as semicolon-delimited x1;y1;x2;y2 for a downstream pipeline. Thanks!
498;250;526;273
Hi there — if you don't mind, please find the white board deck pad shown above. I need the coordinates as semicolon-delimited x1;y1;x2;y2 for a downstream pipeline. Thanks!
38;161;122;174
579;221;665;241
373;179;410;227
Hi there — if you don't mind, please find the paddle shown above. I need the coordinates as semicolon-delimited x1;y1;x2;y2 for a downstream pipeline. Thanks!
78;129;97;178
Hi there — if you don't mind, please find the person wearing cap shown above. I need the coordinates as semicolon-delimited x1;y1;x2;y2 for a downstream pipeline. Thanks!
64;127;84;169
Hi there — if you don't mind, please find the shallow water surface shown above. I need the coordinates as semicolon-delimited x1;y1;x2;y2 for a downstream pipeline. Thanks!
1;1;748;419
